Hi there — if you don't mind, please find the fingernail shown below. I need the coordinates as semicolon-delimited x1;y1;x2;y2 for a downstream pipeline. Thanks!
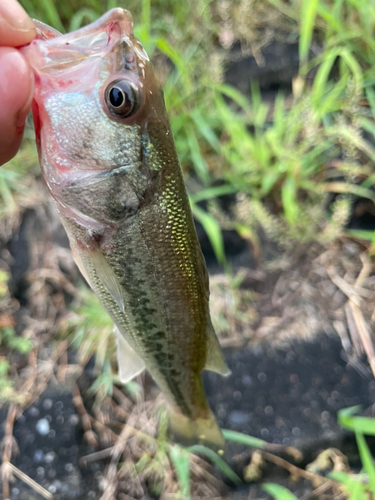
0;0;35;32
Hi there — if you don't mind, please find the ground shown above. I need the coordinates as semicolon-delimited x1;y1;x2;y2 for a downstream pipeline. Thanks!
1;37;375;500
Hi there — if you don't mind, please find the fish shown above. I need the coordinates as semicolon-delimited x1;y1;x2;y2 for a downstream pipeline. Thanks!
21;8;231;451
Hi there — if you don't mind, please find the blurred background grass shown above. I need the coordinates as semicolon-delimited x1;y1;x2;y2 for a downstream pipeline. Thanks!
1;0;375;498
7;0;375;263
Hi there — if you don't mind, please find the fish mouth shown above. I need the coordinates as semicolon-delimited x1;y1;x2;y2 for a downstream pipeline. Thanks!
33;19;61;40
22;9;136;74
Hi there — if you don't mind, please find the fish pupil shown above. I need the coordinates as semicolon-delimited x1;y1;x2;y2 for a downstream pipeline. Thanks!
110;87;125;108
104;79;138;118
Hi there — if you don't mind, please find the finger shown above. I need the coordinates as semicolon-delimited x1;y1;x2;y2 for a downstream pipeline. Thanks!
0;0;36;47
0;47;34;166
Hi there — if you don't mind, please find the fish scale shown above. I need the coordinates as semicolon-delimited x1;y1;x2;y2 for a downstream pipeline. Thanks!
22;8;231;451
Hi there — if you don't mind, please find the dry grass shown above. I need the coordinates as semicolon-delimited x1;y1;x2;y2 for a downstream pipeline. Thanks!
210;239;375;373
0;175;374;499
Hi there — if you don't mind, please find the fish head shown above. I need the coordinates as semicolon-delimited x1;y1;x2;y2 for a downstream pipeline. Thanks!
21;9;173;224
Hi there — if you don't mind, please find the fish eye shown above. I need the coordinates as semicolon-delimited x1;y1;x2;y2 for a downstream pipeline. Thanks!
104;79;138;118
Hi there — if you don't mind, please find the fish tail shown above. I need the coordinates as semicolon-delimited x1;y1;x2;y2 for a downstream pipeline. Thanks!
168;407;225;453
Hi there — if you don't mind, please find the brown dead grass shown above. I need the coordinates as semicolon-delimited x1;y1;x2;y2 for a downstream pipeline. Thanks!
0;179;375;499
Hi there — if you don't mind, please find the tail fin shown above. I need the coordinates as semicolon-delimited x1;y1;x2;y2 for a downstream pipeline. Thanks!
169;407;225;454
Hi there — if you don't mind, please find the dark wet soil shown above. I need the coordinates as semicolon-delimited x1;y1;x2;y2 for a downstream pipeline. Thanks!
3;333;373;500
207;335;375;453
0;389;100;500
2;38;375;500
225;40;299;99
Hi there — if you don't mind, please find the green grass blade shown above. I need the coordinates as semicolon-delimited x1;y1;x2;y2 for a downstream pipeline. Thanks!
340;48;364;90
312;48;341;104
329;471;368;500
222;429;268;449
189;185;238;203
69;8;99;31
299;0;319;70
365;86;375;114
338;406;375;435
281;176;298;225
190;110;221;153
356;432;375;493
358;117;375;140
186;128;210;186
262;483;299;500
141;0;151;39
191;203;225;264
324;182;375;204
38;0;65;33
345;229;375;242
316;3;342;30
156;38;192;91
187;445;242;485
169;446;191;500
213;83;252;113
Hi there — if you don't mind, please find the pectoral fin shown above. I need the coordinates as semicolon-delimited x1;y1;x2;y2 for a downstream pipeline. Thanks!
204;325;231;377
114;327;146;383
71;243;92;285
88;242;125;313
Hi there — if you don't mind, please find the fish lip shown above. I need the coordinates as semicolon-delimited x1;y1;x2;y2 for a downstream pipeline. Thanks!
33;19;61;40
33;8;134;42
22;8;135;73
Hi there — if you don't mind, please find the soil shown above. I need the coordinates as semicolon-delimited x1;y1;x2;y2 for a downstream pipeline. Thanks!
2;195;374;499
0;390;100;500
1;38;375;500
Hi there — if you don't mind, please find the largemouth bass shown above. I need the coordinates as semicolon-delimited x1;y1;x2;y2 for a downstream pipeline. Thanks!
21;9;230;451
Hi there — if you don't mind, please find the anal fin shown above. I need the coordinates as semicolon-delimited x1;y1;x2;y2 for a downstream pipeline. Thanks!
204;325;231;377
114;326;146;383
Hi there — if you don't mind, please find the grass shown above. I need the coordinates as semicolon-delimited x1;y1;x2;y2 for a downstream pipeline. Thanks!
0;270;33;406
264;407;375;500
15;0;375;259
158;408;375;500
1;0;375;498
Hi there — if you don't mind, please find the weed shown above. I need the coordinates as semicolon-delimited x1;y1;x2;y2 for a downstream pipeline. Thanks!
6;0;375;496
0;271;33;406
263;407;375;500
19;0;375;255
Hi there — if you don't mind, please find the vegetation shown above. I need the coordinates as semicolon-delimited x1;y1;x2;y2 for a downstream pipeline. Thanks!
264;408;375;500
15;0;375;262
0;270;33;405
0;0;374;498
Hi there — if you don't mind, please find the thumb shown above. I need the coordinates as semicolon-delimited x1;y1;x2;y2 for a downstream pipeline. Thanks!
0;0;35;47
0;47;34;166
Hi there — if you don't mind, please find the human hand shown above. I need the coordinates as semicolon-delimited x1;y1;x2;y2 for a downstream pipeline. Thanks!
0;0;36;166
